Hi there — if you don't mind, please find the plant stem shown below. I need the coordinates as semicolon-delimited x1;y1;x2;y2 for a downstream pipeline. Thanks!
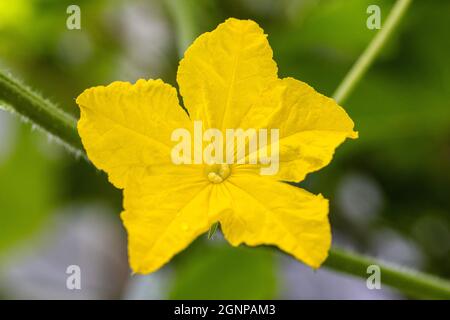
325;0;446;298
332;0;412;104
207;222;220;239
326;247;450;299
0;69;85;156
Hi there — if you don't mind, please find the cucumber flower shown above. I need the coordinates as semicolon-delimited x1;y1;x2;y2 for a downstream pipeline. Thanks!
76;18;357;274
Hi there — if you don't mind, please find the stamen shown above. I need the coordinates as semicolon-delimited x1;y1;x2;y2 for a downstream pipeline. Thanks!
206;163;231;184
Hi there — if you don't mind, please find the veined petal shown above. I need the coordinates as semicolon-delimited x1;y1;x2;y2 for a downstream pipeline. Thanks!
76;79;192;188
220;174;330;268
237;77;357;182
177;18;278;130
121;167;211;274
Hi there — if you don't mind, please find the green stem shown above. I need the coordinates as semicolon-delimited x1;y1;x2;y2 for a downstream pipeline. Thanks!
0;69;85;156
208;222;220;239
326;0;446;298
326;247;450;299
332;0;412;104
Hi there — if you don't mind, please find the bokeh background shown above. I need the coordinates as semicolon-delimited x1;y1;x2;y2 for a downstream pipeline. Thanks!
0;0;449;299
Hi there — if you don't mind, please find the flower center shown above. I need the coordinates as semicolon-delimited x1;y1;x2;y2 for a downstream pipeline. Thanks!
205;164;231;184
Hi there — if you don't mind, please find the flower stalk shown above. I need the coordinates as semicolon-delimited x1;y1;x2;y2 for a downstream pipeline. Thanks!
332;0;412;104
0;69;84;156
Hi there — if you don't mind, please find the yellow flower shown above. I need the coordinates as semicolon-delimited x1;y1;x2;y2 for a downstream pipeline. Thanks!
76;18;357;274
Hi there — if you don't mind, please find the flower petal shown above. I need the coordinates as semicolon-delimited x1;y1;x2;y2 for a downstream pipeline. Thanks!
220;174;330;268
76;79;191;188
121;167;211;274
237;77;357;182
177;18;278;130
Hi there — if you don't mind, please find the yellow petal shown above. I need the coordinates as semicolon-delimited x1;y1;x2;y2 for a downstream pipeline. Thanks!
220;174;330;268
237;77;357;182
177;18;278;130
76;79;192;188
121;166;211;274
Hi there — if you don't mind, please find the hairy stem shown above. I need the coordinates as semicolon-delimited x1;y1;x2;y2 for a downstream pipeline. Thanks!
0;69;84;156
333;0;412;104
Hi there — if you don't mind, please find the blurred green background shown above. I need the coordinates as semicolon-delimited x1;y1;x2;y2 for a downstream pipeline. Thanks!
0;0;449;299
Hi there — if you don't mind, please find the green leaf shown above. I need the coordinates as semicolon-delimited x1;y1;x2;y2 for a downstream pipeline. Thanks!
169;240;278;299
0;119;57;254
